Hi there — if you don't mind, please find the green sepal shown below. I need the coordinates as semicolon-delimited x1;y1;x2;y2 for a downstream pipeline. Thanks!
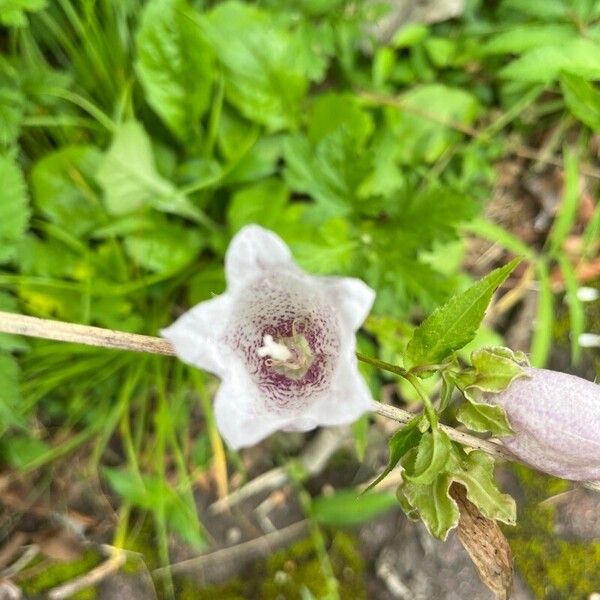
402;427;452;485
456;346;530;437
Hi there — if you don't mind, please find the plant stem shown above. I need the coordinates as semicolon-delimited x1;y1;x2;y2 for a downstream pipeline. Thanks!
355;351;407;377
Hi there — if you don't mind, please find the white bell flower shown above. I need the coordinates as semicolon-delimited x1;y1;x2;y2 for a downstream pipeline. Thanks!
161;225;375;449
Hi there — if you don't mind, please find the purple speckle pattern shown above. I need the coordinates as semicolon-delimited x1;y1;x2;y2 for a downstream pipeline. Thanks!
485;368;600;481
225;270;341;414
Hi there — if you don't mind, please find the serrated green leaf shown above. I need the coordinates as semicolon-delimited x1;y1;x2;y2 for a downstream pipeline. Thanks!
561;72;600;131
482;24;577;56
406;259;520;366
363;417;422;493
96;121;203;222
399;473;459;539
403;428;452;485
0;153;30;265
467;346;530;391
313;489;397;526
449;449;516;526
500;40;600;82
200;1;307;131
31;145;104;237
136;0;214;143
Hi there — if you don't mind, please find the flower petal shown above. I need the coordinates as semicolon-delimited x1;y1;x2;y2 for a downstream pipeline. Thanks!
213;372;291;449
291;353;373;429
225;225;298;289
161;295;233;377
322;276;375;331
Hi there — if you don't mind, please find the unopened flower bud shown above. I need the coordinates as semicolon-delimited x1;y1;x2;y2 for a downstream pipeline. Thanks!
485;368;600;481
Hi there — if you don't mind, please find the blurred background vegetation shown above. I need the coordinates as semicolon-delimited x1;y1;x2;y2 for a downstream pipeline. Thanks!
1;0;600;598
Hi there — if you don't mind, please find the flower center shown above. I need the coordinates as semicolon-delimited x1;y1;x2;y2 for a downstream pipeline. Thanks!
257;333;314;380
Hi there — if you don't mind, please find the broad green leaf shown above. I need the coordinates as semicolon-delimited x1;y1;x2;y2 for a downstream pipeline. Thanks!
200;1;308;131
556;254;585;365
406;259;520;366
449;449;516;526
124;218;202;273
31;145;105;236
403;428;452;485
228;178;288;233
0;86;24;146
136;0;214;143
548;148;580;255
96;121;203;222
399;474;459;539
312;489;397;526
0;0;46;27
386;85;480;164
363;416;422;493
500;40;600;82
283;130;369;217
530;261;554;367
456;401;513;437
483;24;577;55
501;0;570;19
561;73;600;131
0;153;30;264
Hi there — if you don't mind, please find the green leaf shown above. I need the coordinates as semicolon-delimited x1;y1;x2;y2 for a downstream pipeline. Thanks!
312;489;397;526
136;0;214;143
0;153;30;264
200;1;307;131
561;72;600;131
530;261;554;367
483;24;577;55
228;178;288;233
406;259;520;366
0;435;51;469
0;0;46;27
548;148;580;255
399;473;459;539
124;217;202;273
363;417;422;492
448;448;516;526
96;121;203;222
500;40;600;83
403;428;452;485
0;86;24;146
31;145;105;237
385;85;480;164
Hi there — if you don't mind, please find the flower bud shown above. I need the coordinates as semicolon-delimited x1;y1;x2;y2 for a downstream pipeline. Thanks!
485;368;600;481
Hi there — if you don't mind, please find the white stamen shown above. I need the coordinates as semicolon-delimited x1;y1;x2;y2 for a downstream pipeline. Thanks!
257;334;292;361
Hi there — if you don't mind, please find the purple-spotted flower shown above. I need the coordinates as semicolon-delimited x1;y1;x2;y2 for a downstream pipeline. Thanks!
485;368;600;481
162;225;375;449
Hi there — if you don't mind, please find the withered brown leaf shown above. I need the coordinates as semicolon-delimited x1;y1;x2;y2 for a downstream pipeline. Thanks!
450;482;514;600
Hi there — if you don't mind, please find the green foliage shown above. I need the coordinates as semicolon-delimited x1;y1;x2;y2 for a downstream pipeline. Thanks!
406;259;520;366
312;489;397;526
0;0;46;27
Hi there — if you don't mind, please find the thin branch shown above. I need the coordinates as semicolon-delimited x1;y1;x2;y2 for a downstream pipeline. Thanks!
0;311;174;356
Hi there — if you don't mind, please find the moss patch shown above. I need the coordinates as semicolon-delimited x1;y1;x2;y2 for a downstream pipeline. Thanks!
507;465;600;600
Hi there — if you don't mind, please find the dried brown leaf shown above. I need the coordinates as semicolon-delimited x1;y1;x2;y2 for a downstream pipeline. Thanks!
450;482;514;600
